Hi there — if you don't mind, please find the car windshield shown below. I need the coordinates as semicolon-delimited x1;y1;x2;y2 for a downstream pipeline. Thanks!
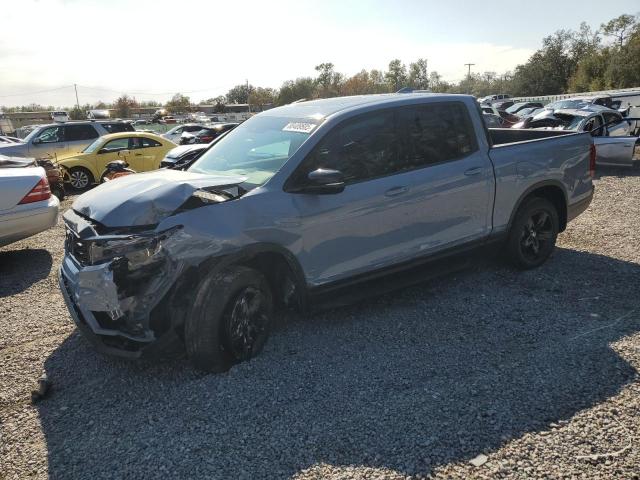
82;138;104;153
189;115;319;186
506;103;525;113
546;100;587;110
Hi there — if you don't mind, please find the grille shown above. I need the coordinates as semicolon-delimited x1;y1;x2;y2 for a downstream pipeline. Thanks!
65;230;90;265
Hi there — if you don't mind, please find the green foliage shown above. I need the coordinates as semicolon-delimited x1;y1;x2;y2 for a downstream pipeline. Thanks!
114;94;138;118
226;84;252;104
385;59;408;91
165;93;192;114
277;77;316;105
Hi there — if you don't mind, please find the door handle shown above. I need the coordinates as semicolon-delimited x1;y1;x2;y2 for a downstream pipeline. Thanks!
385;186;409;197
134;153;142;156
464;167;483;176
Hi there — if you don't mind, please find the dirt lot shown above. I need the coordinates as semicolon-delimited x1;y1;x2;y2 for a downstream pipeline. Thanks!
1;169;639;479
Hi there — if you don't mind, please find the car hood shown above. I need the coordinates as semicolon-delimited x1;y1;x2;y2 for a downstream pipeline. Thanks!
165;144;207;159
72;169;247;228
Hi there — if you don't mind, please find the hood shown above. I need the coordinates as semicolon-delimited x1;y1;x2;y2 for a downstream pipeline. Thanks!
165;144;207;159
72;169;246;228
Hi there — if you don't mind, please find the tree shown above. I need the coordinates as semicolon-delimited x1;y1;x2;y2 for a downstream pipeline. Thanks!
385;59;407;91
601;14;637;47
248;87;277;109
427;71;451;93
165;93;192;114
277;77;316;105
226;84;252;104
114;94;137;118
314;62;343;97
408;58;429;89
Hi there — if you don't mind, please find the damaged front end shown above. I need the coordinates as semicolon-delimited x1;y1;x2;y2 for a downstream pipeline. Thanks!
58;172;246;357
59;212;190;356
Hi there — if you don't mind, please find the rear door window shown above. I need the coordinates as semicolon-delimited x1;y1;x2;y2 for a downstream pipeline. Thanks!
64;124;99;141
398;102;478;169
101;122;135;133
100;137;130;152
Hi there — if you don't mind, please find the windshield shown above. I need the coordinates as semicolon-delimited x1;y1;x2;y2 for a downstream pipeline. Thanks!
546;100;587;110
189;115;319;186
83;137;103;153
506;103;525;114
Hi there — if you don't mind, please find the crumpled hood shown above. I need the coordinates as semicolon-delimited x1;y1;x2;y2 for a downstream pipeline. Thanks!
72;169;246;227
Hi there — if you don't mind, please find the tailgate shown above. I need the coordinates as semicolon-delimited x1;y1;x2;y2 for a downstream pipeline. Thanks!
0;166;45;211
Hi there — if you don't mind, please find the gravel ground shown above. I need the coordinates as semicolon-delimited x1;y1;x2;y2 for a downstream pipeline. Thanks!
1;168;639;479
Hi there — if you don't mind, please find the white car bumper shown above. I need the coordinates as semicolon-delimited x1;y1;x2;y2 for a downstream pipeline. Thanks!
0;195;60;248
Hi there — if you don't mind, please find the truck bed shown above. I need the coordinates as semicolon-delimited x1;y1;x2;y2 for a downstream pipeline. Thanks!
488;127;576;146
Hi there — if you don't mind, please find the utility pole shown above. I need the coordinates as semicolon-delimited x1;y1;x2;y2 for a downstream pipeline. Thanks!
464;63;475;94
74;83;80;111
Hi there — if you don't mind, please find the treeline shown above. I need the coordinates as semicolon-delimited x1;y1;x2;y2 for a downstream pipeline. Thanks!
3;13;638;116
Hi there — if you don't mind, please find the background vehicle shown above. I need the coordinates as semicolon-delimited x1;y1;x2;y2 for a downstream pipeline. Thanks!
506;102;544;115
479;93;511;105
160;116;177;124
160;143;209;169
51;111;70;122
59;93;594;372
102;160;136;182
162;124;207;144
0;136;22;144
179;123;238;144
59;132;176;189
480;105;520;126
512;107;639;167
482;113;503;127
0;164;59;247
0;121;134;160
543;95;613;111
87;109;111;120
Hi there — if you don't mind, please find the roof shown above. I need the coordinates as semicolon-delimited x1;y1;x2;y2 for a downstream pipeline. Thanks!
99;131;166;140
260;93;468;120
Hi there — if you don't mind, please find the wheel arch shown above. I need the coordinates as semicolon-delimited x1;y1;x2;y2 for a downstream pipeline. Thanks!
507;181;568;233
167;243;309;333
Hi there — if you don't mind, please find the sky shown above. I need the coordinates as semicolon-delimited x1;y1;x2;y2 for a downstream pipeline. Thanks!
0;0;638;107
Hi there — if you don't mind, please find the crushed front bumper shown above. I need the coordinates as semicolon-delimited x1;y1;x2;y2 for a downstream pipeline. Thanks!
58;251;187;358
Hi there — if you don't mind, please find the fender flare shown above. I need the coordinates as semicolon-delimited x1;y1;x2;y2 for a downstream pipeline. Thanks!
505;180;569;233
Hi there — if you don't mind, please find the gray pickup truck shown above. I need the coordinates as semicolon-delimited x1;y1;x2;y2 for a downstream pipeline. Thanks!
59;93;595;372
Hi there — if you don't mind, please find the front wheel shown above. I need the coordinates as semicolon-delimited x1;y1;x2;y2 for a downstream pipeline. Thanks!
67;167;94;191
185;266;273;372
506;197;559;270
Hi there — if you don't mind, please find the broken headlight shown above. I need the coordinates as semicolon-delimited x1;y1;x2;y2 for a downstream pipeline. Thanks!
87;227;180;266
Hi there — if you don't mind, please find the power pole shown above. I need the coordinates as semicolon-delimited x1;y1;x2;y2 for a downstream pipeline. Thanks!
464;63;475;94
74;84;80;111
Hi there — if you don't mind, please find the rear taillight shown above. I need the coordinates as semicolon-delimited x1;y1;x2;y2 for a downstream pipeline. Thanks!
589;143;596;177
19;177;51;204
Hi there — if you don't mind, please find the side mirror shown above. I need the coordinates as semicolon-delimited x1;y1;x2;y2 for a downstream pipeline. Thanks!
304;168;344;194
98;148;107;154
32;138;41;144
294;168;345;194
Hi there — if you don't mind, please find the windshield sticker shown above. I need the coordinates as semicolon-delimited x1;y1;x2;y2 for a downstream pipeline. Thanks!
283;122;316;133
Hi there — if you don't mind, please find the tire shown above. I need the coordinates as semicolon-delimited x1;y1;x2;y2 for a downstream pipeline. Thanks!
506;197;559;270
51;184;65;201
67;167;94;191
185;266;273;372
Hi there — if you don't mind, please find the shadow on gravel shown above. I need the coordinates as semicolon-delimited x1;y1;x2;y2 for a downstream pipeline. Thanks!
0;248;53;297
37;247;639;478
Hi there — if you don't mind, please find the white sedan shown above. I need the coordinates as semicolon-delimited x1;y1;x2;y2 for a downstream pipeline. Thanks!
0;161;59;248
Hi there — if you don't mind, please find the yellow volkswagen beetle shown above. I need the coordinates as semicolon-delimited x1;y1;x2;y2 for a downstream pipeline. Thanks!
59;132;176;190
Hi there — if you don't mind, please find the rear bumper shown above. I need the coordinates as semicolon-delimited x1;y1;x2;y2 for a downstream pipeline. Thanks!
0;195;59;248
567;186;594;222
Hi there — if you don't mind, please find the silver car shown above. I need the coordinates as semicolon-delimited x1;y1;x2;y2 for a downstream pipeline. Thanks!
0;121;135;161
0;159;59;247
513;107;639;167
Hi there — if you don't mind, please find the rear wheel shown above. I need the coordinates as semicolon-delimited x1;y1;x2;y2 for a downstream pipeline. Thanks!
507;197;559;270
185;266;273;372
67;167;94;191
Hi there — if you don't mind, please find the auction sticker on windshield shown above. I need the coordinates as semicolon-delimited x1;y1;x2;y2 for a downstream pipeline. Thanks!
283;122;316;133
